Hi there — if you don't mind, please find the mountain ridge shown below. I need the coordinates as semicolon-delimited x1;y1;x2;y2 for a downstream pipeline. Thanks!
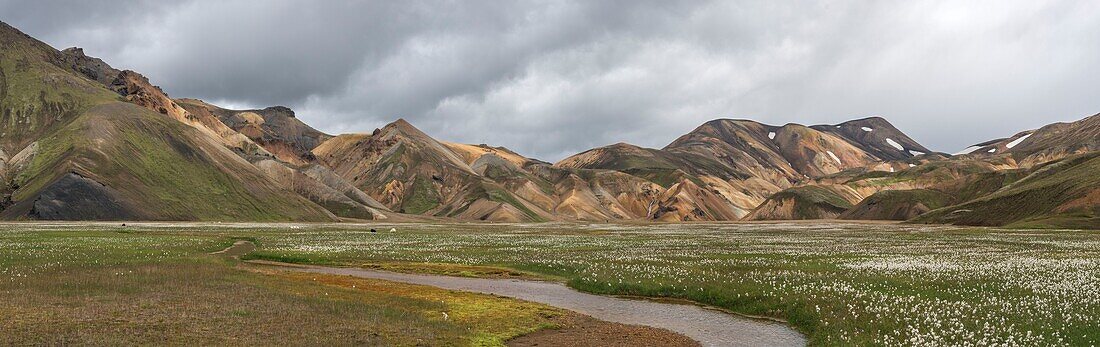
1;20;1096;228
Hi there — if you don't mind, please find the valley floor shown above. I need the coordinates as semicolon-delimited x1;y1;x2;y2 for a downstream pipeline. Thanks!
2;222;1099;345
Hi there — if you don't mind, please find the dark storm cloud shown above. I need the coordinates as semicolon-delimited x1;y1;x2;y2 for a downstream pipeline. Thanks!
2;0;1098;161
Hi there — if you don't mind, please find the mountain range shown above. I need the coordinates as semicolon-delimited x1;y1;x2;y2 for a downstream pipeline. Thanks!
1;21;1096;228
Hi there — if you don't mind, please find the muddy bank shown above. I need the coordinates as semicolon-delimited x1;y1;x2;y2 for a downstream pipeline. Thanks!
507;313;698;347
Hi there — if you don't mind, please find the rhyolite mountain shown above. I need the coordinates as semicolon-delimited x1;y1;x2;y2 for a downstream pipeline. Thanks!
557;118;933;219
953;113;1100;167
0;21;1096;228
0;21;333;220
310;119;677;222
754;115;1100;228
177;99;331;165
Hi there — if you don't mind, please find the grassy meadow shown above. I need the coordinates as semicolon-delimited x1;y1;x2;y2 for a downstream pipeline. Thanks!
2;222;1099;346
242;222;1100;346
0;224;569;346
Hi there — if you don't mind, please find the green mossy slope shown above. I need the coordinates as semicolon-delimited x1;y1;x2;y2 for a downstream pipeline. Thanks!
0;21;333;221
914;152;1100;229
840;189;953;221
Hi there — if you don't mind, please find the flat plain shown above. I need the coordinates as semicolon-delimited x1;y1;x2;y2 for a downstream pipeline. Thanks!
2;222;1098;346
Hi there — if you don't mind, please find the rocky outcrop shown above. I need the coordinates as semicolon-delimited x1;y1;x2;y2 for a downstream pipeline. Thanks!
57;49;271;160
178;99;332;165
109;71;268;156
59;47;121;86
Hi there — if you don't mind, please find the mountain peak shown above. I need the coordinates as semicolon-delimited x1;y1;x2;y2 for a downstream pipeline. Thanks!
832;116;895;129
609;142;643;149
61;47;86;56
382;118;435;140
843;115;887;122
385;118;417;132
261;106;295;117
58;46;123;87
703;118;774;128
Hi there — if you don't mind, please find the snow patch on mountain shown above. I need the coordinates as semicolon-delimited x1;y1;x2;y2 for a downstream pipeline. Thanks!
861;127;873;132
768;132;776;139
954;146;981;155
826;151;841;165
885;138;904;151
1005;133;1032;149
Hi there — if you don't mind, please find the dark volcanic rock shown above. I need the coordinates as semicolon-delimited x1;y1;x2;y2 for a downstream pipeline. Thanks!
59;47;122;86
0;64;7;102
263;106;295;118
28;173;141;220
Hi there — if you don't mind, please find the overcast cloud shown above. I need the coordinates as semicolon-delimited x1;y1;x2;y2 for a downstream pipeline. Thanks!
2;0;1098;161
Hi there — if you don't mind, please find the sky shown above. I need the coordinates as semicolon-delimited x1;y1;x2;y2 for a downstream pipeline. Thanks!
2;0;1098;161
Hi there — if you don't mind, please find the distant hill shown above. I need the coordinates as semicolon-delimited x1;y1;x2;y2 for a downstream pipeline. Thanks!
954;113;1100;167
312;119;552;222
913;152;1100;229
558;117;933;219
